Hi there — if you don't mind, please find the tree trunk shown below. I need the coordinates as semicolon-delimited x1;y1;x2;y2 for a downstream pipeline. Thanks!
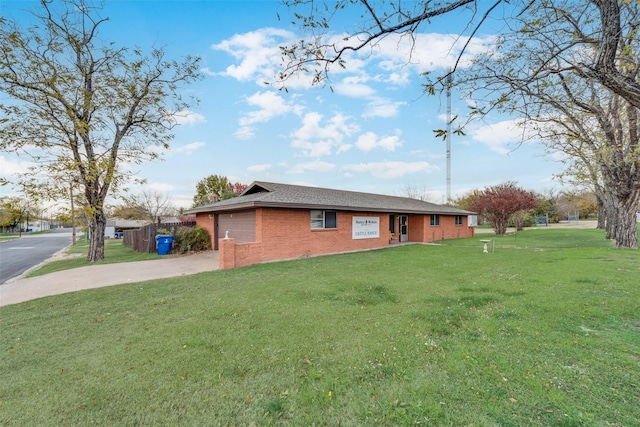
595;191;607;230
603;190;618;241
493;217;508;235
87;210;106;262
612;189;640;249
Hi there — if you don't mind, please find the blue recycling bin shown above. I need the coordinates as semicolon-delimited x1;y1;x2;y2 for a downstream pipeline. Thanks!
156;235;174;255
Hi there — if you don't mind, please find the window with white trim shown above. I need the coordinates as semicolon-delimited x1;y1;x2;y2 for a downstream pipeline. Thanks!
311;210;337;229
455;215;463;225
430;214;440;226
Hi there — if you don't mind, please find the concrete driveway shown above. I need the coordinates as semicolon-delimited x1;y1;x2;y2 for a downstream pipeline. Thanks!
0;251;219;307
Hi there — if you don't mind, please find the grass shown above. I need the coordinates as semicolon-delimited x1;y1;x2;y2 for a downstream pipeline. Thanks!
447;226;619;249
1;229;639;426
26;238;161;277
0;233;19;242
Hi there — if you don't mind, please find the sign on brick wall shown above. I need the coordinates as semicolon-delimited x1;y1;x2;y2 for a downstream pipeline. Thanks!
352;216;380;239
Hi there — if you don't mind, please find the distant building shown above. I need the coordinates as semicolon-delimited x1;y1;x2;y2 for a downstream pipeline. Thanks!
105;218;151;239
20;219;50;232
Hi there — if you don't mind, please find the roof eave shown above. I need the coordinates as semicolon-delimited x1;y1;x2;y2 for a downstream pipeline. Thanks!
188;200;475;216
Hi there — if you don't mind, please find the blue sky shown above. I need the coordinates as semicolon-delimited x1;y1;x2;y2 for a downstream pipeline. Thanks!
1;0;565;209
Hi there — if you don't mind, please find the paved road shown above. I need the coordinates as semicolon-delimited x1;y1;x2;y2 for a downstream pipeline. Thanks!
0;228;73;283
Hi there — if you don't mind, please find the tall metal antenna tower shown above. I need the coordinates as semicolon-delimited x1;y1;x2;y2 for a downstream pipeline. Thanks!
445;69;452;202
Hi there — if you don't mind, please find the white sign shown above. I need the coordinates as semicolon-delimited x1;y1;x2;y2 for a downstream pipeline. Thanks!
468;215;478;227
352;216;380;239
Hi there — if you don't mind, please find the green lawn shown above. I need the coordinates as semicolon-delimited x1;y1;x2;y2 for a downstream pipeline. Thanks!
2;229;639;425
26;238;161;277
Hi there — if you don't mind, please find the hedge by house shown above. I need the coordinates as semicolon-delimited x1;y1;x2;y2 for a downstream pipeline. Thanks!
172;226;211;254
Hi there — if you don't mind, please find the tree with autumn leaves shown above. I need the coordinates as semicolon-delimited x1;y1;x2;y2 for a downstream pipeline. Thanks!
192;175;248;208
468;182;538;235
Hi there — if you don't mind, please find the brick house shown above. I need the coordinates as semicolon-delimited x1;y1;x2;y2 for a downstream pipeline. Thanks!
187;181;477;269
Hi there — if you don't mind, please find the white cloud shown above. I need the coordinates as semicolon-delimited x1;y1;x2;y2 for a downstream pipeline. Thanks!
291;139;335;157
173;110;206;126
247;163;272;172
336;144;352;154
332;76;376;98
0;156;35;177
343;161;438;179
469;119;529;155
287;159;336;174
171;193;195;210
173;142;205;155
372;33;496;77
212;27;496;94
362;98;405;118
145;182;174;193
234;126;255;140
239;91;303;127
212;28;296;85
200;67;216;77
290;112;359;157
355;131;403;152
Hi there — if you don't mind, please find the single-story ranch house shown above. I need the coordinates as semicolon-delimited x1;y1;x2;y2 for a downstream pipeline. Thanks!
187;181;477;269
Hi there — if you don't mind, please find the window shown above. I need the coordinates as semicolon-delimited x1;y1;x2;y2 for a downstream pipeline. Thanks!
389;214;396;233
455;215;463;225
311;210;337;229
430;214;440;226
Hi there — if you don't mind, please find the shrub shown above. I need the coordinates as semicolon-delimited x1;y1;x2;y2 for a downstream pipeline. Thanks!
155;227;171;236
172;226;211;254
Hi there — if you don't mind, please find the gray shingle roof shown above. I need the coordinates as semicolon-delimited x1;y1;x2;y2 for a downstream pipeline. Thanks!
186;181;475;216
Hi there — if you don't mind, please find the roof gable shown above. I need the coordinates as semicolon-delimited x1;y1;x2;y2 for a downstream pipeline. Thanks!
240;182;273;196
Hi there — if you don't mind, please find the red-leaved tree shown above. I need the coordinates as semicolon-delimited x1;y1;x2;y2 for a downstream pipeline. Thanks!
469;182;538;235
229;182;249;195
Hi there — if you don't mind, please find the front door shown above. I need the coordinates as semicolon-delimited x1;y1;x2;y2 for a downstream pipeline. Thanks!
399;215;408;242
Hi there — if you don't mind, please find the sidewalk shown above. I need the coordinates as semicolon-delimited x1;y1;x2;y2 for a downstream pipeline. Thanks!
0;251;219;307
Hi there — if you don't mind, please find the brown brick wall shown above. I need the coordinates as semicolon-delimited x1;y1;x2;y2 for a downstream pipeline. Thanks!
234;241;263;267
258;209;389;262
419;214;475;242
201;208;475;269
195;214;215;246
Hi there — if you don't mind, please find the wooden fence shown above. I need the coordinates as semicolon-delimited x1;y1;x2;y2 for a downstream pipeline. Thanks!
123;221;196;254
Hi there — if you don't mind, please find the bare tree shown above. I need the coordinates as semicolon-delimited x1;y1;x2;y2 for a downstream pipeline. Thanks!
137;190;176;222
280;1;640;103
461;3;640;248
398;182;433;202
280;0;640;248
0;1;202;261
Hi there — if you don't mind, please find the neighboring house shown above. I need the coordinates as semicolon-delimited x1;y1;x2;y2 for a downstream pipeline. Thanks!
105;219;116;239
160;216;182;225
105;218;151;238
186;181;477;270
19;219;50;232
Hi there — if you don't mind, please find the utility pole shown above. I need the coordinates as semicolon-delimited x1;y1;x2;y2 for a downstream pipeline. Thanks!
445;69;452;202
70;183;76;245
